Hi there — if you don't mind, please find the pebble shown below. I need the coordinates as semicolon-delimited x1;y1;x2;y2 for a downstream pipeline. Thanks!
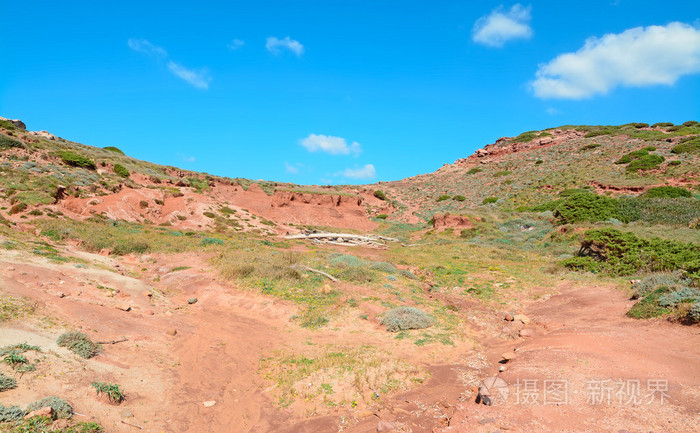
167;329;177;336
187;297;198;305
519;328;534;338
376;421;395;432
514;314;531;324
203;400;216;408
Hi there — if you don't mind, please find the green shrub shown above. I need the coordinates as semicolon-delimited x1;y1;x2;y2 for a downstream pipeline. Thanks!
112;240;149;255
642;186;692;199
567;228;700;279
57;151;96;169
651;122;673;128
467;168;482;174
203;211;216;218
580;143;601;151
513;131;539;142
493;170;511;177
380;307;433;332
627;154;665;172
657;287;700;307
559;188;590;197
452;195;466;201
482;197;498;205
671;136;700;154
625;198;700;226
535;159;543;165
0;404;25;422
26;396;73;419
0;134;24;150
113;164;130;178
682;120;699;127
375;214;388;219
9;202;28;215
91;382;125;404
0;372;17;391
57;332;99;358
103;146;124;154
200;237;224;246
690;303;700;321
631;272;692;299
627;287;673;319
373;190;387;201
436;195;451;202
554;193;619;223
3;351;35;372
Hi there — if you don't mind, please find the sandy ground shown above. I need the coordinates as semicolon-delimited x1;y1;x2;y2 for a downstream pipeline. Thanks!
1;247;699;433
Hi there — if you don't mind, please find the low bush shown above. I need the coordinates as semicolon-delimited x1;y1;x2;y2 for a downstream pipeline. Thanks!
112;240;150;255
380;307;433;332
651;122;673;128
0;404;25;422
8;202;28;215
690;303;700;321
102;146;124;154
91;382;125;404
580;143;601;151
375;214;388;219
642;186;692;199
627;287;673;319
0;372;17;391
26;396;73;419
482;197;498;204
436;195;451;202
467;168;482;174
554;193;619;224
671;136;700;154
657;287;700;307
564;228;700;279
57;332;99;358
0;134;24;150
493;170;511;177
373;190;387;201
513;131;539;142
631;272;692;299
452;195;466;201
683;120;700;127
535;159;543;165
57;151;96;170
113;164;130;178
627;154;664;172
200;237;224;246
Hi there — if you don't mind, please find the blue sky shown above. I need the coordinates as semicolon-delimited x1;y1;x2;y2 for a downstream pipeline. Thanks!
2;1;699;185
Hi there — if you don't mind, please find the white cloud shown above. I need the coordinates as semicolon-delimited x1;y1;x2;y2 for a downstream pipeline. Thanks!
472;4;533;48
339;164;376;180
227;39;245;50
531;22;700;99
128;38;168;58
167;61;211;90
284;162;300;174
266;36;304;56
300;134;361;156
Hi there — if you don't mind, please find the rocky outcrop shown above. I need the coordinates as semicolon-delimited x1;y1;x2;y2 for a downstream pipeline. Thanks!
432;213;480;230
0;116;26;130
455;129;586;163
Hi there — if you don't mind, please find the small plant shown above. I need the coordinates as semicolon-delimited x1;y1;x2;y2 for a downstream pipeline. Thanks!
200;237;224;246
535;160;543;165
380;307;433;332
91;382;125;404
373;190;387;201
626;154;665;172
113;163;130;178
203;211;216;218
57;332;99;359
671;136;700;154
452;195;466;201
493;170;511;177
26;396;73;419
0;372;17;391
651;122;673;128
467;167;482;174
8;202;28;215
580;143;601;151
642;186;692;199
3;351;35;372
0;404;25;422
436;195;450;202
482;197;498;204
375;214;388;219
57;151;96;169
103;146;125;154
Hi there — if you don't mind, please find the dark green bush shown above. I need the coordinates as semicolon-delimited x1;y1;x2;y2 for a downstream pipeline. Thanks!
627;154;664;172
493;170;511;177
555;193;619;223
467;168;482;174
380;307;433;332
113;164;130;178
103;146;125;154
671;136;700;154
482;197;498;204
682;120;699;127
513;131;539;142
375;214;388;219
642;186;692;199
580;143;601;151
452;195;466;201
9;202;28;215
535;159;543;165
651;122;673;128
58;151;96;169
0;134;24;150
566;228;700;279
57;332;99;358
437;195;451;202
373;190;387;201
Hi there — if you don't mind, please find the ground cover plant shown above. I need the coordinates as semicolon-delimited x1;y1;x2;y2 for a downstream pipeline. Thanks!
56;332;99;359
91;382;125;404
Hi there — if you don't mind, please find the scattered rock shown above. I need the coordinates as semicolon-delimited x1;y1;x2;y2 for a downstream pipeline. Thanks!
504;313;514;321
187;297;198;305
499;365;507;372
376;421;395;432
203;400;216;408
501;351;515;362
519;328;534;338
478;417;495;425
167;328;178;336
24;406;52;419
514;314;531;324
115;303;131;312
48;290;66;298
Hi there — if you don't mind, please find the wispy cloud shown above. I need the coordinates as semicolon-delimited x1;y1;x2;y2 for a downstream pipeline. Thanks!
266;36;304;56
128;38;211;89
167;61;211;90
284;162;300;174
300;134;361;156
472;4;533;48
127;38;167;58
531;22;700;99
339;164;376;180
227;39;245;50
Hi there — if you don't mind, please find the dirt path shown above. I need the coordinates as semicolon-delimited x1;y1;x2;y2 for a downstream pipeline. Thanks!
441;283;700;433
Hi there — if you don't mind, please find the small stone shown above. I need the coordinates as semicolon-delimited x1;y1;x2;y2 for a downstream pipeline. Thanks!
504;313;514;321
119;409;134;418
187;297;198;305
115;303;131;312
144;310;155;316
203;400;216;408
519;328;534;338
48;290;66;298
501;352;515;362
167;328;177;336
514;314;531;324
376;421;395;432
24;406;52;419
499;365;507;372
478;418;495;425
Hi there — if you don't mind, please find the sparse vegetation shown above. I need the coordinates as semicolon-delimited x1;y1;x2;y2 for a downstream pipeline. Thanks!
373;190;387;200
0;373;17;392
381;307;433;332
113;163;129;178
57;151;96;170
91;382;125;404
26;396;73;419
57;332;99;359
